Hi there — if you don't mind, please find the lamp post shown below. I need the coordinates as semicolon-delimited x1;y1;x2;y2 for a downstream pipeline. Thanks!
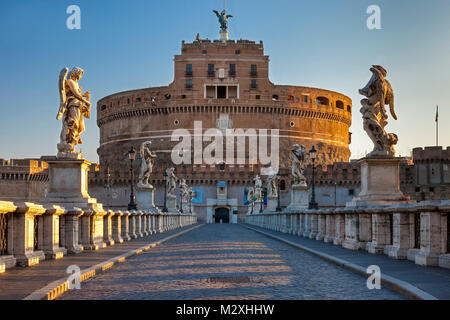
308;145;319;210
127;146;137;210
179;192;184;214
162;169;168;213
276;172;282;212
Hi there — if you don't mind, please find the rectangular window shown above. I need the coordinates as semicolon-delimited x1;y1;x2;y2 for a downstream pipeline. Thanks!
229;64;236;76
208;64;214;76
186;79;192;89
251;80;257;89
217;86;227;99
303;95;308;103
228;86;237;98
250;64;257;77
206;86;215;99
186;64;192;76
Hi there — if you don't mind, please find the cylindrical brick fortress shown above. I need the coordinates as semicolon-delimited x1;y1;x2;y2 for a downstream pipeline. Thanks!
92;38;352;219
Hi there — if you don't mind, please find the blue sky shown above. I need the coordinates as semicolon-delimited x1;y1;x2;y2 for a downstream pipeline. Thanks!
0;0;449;162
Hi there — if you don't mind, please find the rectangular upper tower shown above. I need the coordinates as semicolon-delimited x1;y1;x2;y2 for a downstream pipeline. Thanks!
172;39;270;100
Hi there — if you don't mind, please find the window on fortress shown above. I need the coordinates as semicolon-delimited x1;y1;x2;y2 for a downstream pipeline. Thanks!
136;98;141;103
316;97;329;106
303;96;308;103
101;105;106;111
235;50;240;55
250;64;257;77
272;94;279;101
229;64;236;76
208;64;215;76
336;100;344;109
287;95;294;101
186;64;192;76
347;105;352;112
186;79;192;89
251;80;257;89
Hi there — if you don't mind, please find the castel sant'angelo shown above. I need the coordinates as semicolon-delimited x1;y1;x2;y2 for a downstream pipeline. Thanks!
91;9;353;221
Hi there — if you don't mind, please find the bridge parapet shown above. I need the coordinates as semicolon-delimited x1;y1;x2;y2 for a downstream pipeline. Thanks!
0;200;197;273
245;200;450;269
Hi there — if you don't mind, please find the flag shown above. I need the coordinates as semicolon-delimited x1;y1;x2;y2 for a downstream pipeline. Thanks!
435;105;439;122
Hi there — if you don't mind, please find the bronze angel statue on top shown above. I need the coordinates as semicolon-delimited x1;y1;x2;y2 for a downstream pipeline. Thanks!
213;9;233;32
57;67;91;159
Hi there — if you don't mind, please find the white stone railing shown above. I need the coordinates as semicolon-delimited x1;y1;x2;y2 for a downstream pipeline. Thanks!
245;201;450;269
0;201;197;273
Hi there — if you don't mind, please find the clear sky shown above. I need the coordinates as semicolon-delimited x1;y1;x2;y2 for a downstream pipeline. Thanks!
0;0;449;162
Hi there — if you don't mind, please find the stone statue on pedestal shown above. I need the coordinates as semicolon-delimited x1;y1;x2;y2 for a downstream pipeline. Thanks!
179;178;189;203
166;167;177;196
359;65;398;157
291;144;307;186
137;141;156;188
247;187;255;206
267;173;279;198
254;175;263;201
57;67;91;159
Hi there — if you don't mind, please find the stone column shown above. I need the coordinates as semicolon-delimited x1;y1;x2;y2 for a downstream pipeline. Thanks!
112;211;124;243
135;211;144;238
316;214;326;241
367;213;391;254
333;213;345;245
309;214;318;239
128;211;138;239
120;211;131;241
79;210;106;250
386;211;412;259
64;208;84;254
303;214;310;238
12;206;46;267
342;213;362;250
415;211;444;266
103;210;115;246
141;211;149;236
324;214;336;243
41;206;67;259
297;213;304;236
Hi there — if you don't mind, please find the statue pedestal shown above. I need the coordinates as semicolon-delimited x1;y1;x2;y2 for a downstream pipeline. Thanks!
265;196;278;212
166;194;179;213
254;199;264;214
286;184;308;211
220;30;229;42
346;157;412;208
136;185;157;211
40;156;102;211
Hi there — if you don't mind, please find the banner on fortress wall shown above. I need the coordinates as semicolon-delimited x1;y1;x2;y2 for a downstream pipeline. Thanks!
191;187;203;204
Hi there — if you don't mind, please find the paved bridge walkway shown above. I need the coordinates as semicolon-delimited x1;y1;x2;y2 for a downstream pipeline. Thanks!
2;223;450;300
60;224;403;300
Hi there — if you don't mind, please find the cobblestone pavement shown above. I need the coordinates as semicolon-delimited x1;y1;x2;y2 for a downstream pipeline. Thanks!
0;225;199;300
61;224;403;300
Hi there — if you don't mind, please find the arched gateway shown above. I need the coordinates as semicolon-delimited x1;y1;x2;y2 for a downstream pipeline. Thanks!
214;207;230;223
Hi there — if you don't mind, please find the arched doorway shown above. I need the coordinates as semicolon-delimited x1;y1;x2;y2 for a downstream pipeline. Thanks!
214;207;230;223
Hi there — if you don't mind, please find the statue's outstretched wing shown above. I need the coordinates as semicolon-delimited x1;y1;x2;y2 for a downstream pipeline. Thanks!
57;67;68;120
213;10;219;17
226;15;233;18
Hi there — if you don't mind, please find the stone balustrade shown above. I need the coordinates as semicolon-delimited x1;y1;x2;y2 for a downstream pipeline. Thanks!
0;200;197;273
245;200;450;269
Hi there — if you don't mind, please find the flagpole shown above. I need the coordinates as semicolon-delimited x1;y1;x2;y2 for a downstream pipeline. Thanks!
436;105;439;146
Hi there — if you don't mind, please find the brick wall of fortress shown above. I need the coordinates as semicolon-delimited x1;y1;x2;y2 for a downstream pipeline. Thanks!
96;39;352;181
